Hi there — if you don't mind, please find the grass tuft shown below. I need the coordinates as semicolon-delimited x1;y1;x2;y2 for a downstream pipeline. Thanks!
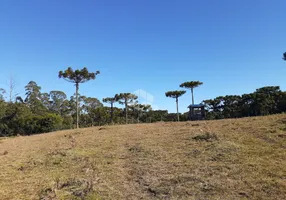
192;132;218;142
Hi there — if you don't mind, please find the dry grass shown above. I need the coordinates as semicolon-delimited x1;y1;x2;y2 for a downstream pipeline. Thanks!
1;114;286;199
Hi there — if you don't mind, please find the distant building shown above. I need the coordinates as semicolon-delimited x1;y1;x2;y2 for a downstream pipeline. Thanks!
188;104;205;120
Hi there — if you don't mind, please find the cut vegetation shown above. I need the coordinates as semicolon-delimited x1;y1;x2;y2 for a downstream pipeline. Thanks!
1;114;286;199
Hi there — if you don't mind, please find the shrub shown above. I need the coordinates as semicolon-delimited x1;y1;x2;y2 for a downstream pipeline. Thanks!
0;123;12;137
18;113;63;135
38;113;63;133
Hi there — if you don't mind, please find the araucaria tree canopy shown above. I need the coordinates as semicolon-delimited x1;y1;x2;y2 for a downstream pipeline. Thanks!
115;93;138;124
103;97;116;123
165;90;186;122
180;81;203;105
59;67;100;128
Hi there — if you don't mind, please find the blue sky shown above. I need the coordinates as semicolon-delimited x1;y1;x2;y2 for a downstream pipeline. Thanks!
0;0;286;113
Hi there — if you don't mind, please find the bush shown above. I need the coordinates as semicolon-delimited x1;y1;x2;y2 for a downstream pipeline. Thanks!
18;113;63;135
38;113;63;133
0;123;12;137
18;115;41;135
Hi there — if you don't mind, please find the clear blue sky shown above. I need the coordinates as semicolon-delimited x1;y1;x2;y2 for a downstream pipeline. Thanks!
0;0;285;113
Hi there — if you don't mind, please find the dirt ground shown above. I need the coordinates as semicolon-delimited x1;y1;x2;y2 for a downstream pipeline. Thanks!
0;114;286;199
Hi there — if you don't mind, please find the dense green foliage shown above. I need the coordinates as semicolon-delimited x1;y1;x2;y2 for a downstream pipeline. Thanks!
1;78;286;137
203;86;286;119
0;80;181;136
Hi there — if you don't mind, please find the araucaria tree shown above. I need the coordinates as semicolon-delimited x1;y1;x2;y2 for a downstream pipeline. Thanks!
165;90;186;122
103;97;116;123
180;81;203;105
115;93;138;124
59;67;100;128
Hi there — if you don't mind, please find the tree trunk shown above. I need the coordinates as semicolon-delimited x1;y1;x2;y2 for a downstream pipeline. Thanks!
176;97;179;122
125;100;128;124
76;83;79;129
191;88;194;105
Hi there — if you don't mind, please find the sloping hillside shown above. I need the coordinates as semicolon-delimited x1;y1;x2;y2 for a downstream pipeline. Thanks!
1;115;286;200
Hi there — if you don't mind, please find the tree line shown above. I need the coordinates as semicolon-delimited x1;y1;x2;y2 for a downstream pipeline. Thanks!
0;68;189;137
203;52;286;119
1;51;286;137
203;86;286;119
1;80;285;137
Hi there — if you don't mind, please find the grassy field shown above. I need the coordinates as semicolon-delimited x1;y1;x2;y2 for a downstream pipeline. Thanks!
0;114;286;200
